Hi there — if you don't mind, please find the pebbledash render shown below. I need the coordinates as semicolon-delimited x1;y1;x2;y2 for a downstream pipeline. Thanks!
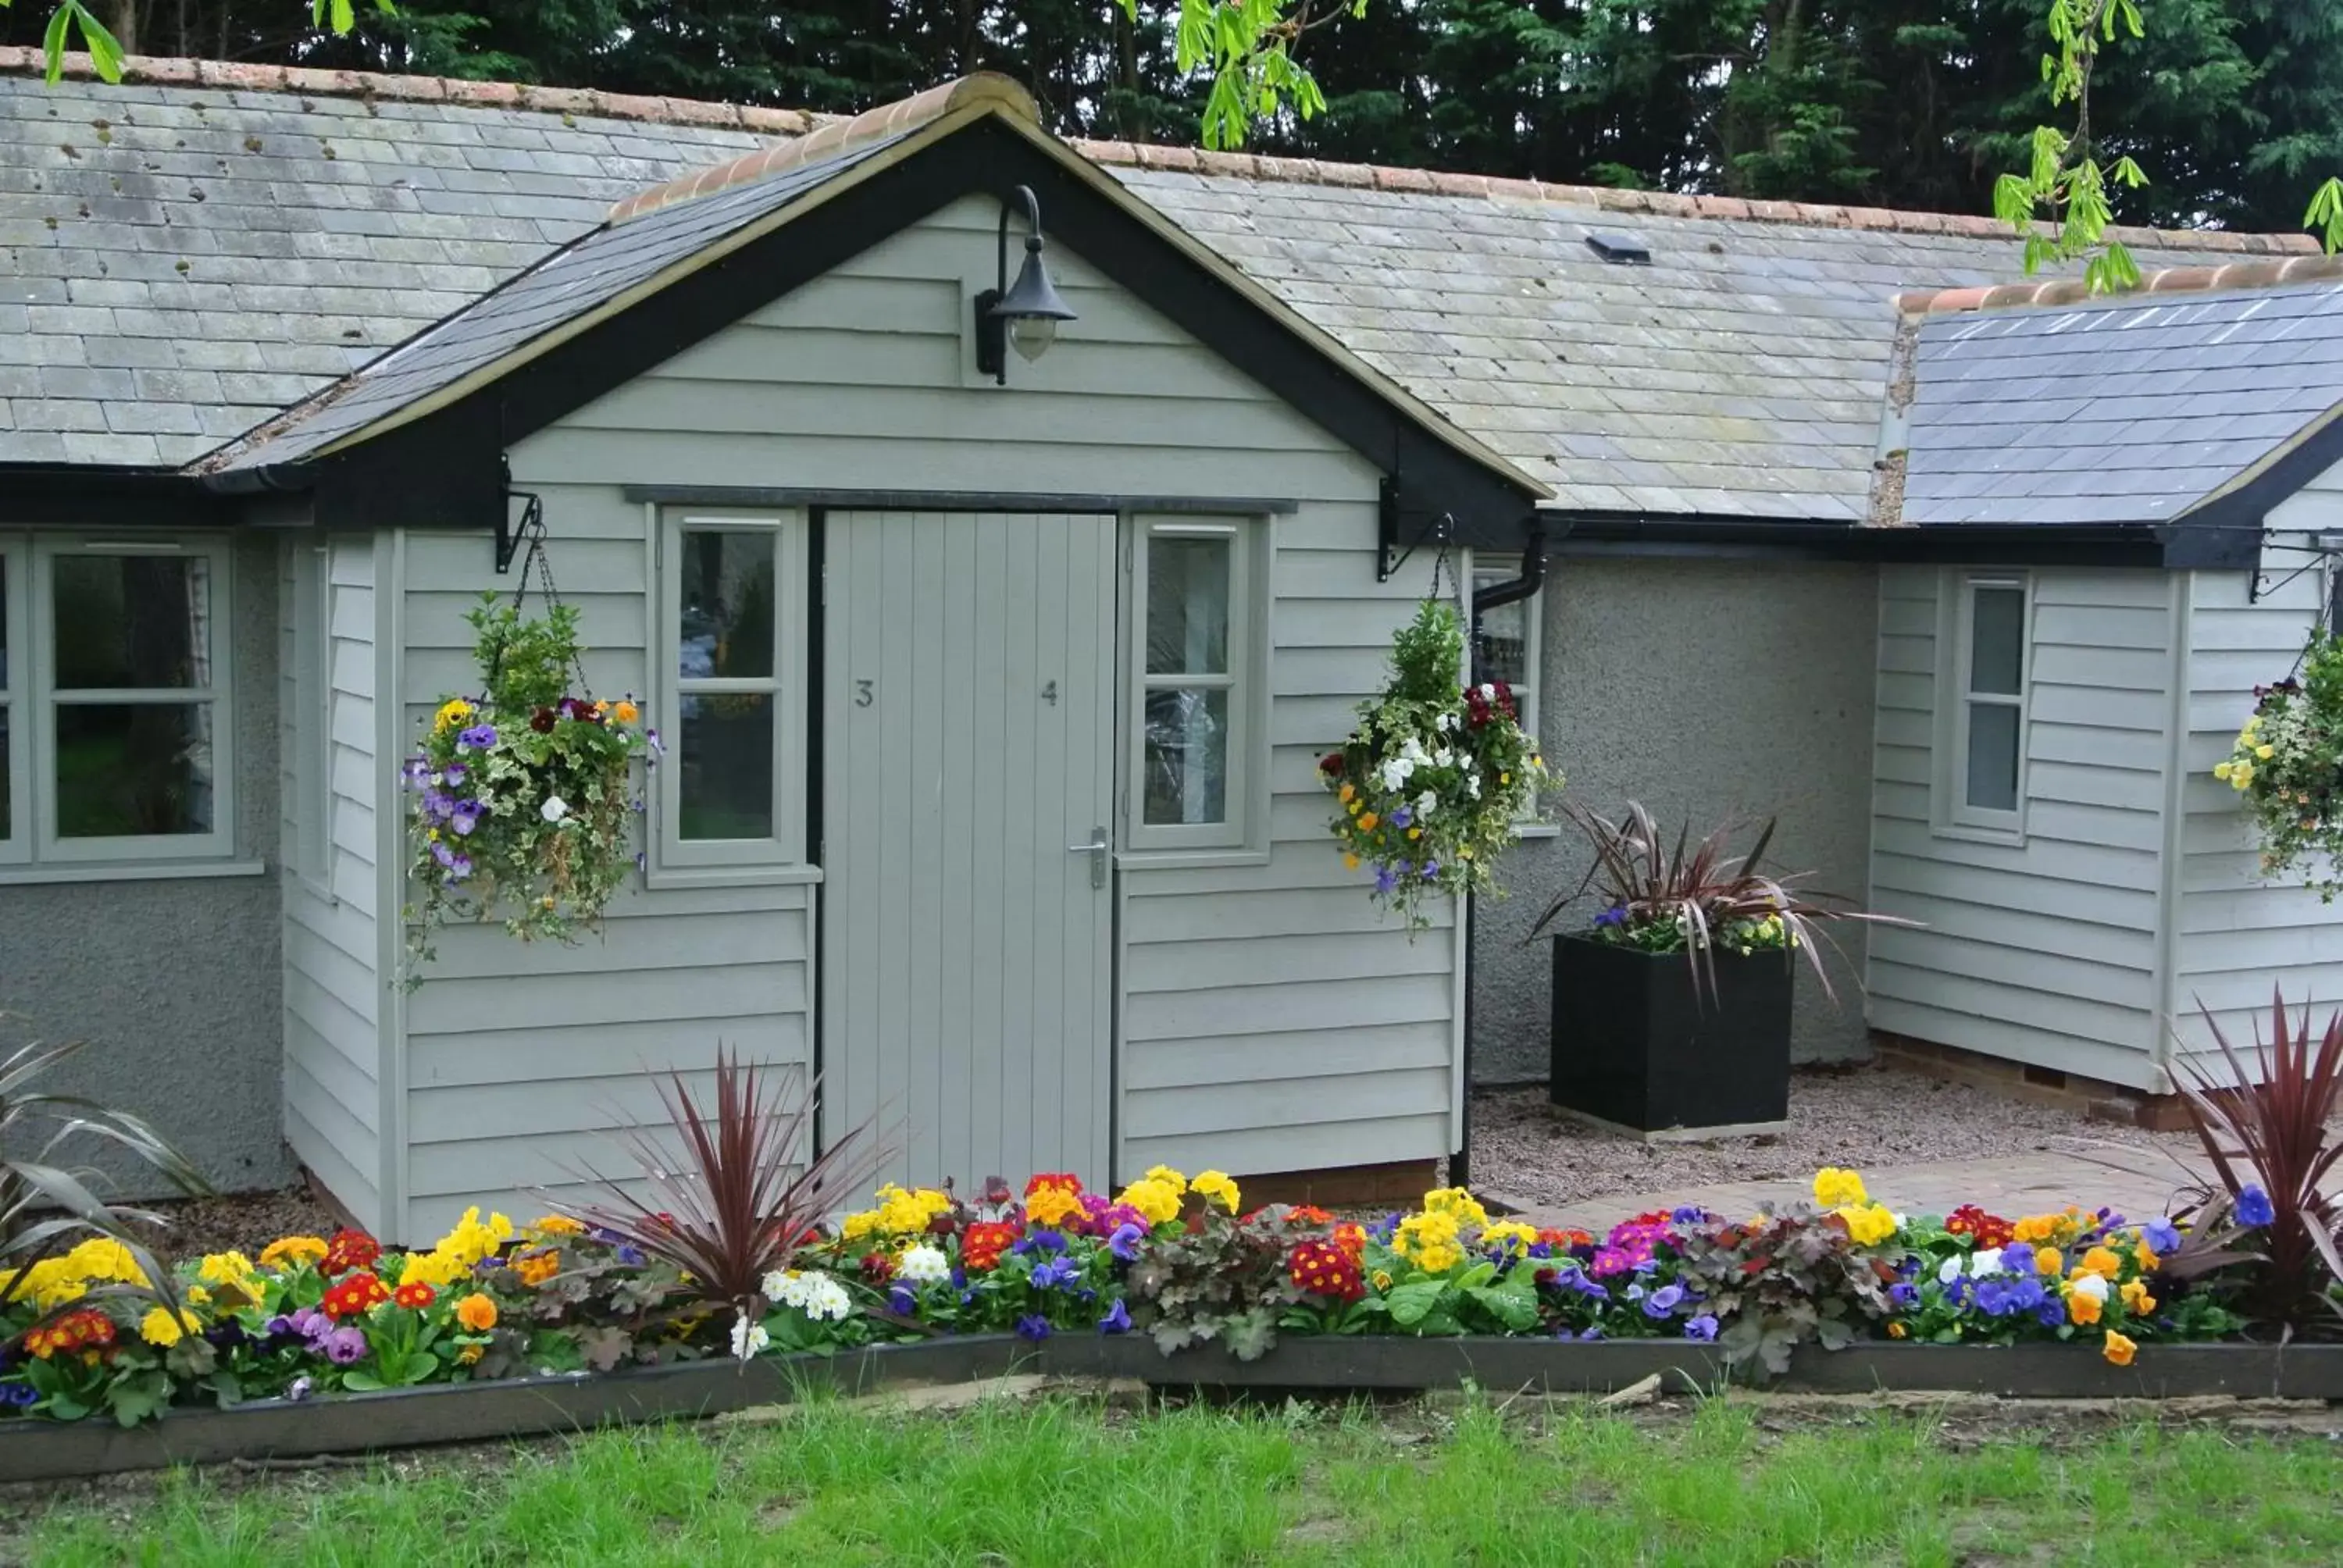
4;52;2342;1238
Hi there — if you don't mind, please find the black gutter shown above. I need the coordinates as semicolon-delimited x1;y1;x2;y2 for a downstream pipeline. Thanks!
1;464;241;528
1541;508;2231;568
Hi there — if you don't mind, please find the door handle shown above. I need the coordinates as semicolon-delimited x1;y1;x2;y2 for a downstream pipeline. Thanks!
1067;826;1109;889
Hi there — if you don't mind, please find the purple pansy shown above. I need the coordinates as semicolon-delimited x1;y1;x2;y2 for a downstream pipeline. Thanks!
1683;1314;1720;1342
1107;1222;1147;1262
1642;1284;1685;1319
1099;1300;1132;1335
322;1327;368;1366
1015;1313;1053;1342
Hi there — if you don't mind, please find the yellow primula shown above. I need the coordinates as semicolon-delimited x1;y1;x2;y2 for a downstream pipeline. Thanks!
139;1306;199;1347
432;1207;518;1270
530;1214;587;1237
1025;1181;1086;1231
840;1209;885;1245
1420;1188;1488;1228
432;697;474;732
258;1235;329;1270
2256;744;2277;761
1190;1171;1242;1213
1394;1209;1464;1274
396;1249;469;1291
1144;1165;1190;1195
870;1184;954;1237
1812;1167;1868;1209
1118;1177;1183;1227
1837;1203;1898;1247
1482;1219;1539;1256
197;1251;255;1289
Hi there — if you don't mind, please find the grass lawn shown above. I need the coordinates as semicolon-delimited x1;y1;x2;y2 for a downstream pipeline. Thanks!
9;1392;2342;1566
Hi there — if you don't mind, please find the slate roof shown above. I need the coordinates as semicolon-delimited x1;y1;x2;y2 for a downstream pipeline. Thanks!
1901;262;2343;526
0;49;2323;519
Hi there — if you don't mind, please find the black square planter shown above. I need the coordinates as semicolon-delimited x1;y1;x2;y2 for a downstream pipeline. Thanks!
1549;934;1795;1135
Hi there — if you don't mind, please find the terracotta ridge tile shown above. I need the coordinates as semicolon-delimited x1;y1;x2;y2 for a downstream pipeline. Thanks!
0;46;2318;252
1895;251;2343;316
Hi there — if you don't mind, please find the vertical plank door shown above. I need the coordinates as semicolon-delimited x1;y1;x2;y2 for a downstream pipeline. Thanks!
821;511;1117;1192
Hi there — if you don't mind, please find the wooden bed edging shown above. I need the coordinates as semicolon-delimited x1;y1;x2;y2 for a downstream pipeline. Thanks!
7;1336;2339;1480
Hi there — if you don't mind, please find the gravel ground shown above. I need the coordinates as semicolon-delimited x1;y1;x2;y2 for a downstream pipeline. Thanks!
127;1188;348;1259
1472;1064;2204;1211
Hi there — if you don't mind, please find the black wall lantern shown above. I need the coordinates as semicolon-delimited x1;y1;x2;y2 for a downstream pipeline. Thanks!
975;184;1078;384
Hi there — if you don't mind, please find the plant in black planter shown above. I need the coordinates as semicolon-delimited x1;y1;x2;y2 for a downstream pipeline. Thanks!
1528;803;1906;1137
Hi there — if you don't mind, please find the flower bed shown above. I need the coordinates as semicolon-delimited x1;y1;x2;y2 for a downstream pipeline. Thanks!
3;1165;2295;1439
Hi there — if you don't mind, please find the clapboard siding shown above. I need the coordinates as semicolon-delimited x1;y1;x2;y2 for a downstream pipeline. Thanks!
2172;507;2343;1065
359;193;1461;1231
280;535;387;1235
1866;565;2177;1088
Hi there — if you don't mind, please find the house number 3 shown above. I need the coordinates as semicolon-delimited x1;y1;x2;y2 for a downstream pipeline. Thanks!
854;679;875;708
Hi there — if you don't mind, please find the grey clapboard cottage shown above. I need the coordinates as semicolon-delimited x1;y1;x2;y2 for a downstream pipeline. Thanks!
2;54;2341;1238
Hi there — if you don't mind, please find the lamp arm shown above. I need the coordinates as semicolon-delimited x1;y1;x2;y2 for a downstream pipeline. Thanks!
996;184;1043;293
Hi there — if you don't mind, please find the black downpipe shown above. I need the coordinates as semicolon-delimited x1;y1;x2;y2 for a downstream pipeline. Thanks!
1453;516;1557;1191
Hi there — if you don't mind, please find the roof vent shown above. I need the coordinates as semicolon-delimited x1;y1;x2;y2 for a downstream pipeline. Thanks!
1585;232;1652;266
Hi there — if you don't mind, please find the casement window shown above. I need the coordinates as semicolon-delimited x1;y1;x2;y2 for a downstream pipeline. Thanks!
1470;558;1550;830
0;534;236;868
1940;571;2029;834
654;509;808;873
1125;515;1268;855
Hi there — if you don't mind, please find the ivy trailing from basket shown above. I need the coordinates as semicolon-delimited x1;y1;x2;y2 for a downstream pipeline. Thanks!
402;597;652;971
1318;598;1549;931
2216;629;2343;899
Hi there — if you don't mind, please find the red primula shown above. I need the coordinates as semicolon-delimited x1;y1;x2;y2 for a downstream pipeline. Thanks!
322;1228;383;1276
392;1281;437;1310
321;1270;392;1320
961;1221;1021;1274
1024;1172;1082;1198
1945;1204;2014;1248
1288;1239;1364;1302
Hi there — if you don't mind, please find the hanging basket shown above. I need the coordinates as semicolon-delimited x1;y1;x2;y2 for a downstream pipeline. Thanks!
2216;629;2343;898
1318;598;1550;932
401;539;654;974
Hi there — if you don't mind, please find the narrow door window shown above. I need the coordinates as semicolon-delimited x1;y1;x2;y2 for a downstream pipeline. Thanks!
1950;574;2027;829
1128;518;1263;853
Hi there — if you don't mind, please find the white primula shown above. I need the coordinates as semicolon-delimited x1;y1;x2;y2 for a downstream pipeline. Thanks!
2069;1272;2109;1304
763;1267;854;1322
1937;1254;1965;1285
1416;790;1438;818
730;1311;769;1361
539;794;570;824
897;1244;950;1284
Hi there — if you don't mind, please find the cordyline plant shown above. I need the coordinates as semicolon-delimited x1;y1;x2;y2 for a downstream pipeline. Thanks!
2172;992;2343;1333
1529;801;1910;1001
548;1052;890;1317
1;1033;206;1332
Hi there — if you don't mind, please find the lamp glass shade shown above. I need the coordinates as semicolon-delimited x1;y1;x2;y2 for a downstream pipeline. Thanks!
1007;314;1058;362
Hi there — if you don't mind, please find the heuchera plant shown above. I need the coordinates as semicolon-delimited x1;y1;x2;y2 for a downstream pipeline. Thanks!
1319;599;1548;932
2215;633;2343;899
404;597;651;968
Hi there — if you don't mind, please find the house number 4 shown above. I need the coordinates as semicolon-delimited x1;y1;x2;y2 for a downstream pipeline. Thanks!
854;679;875;707
1042;680;1058;706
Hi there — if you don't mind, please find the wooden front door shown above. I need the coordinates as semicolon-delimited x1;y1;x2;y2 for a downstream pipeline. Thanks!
819;511;1117;1192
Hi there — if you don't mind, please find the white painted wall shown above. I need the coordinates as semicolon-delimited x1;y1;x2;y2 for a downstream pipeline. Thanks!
354;195;1459;1238
280;534;389;1232
1867;565;2177;1090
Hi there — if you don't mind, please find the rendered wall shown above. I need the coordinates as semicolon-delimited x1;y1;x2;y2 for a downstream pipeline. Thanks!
0;533;290;1196
1469;557;1881;1085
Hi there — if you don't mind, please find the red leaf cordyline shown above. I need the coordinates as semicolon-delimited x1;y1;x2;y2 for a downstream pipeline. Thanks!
2176;992;2343;1331
1528;801;1912;1002
548;1052;889;1313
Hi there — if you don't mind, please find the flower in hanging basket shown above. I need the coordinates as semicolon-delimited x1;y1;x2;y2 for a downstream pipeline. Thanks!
403;596;651;975
1321;599;1550;932
2215;634;2343;897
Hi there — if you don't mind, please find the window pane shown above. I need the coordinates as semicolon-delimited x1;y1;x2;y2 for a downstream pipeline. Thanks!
678;693;775;839
55;701;216;837
1475;593;1531;687
1146;536;1230;675
1968;586;2024;696
1143;687;1228;825
1;554;9;691
678;531;776;681
0;703;9;840
53;555;212;691
1965;701;2020;813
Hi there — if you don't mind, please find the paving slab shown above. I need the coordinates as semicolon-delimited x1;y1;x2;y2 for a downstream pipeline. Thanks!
1493;1144;2215;1235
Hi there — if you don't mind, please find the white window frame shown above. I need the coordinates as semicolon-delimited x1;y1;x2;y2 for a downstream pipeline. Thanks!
652;508;809;878
1467;552;1556;836
10;532;237;866
0;536;24;866
1935;569;2031;840
1122;514;1270;858
288;538;333;894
